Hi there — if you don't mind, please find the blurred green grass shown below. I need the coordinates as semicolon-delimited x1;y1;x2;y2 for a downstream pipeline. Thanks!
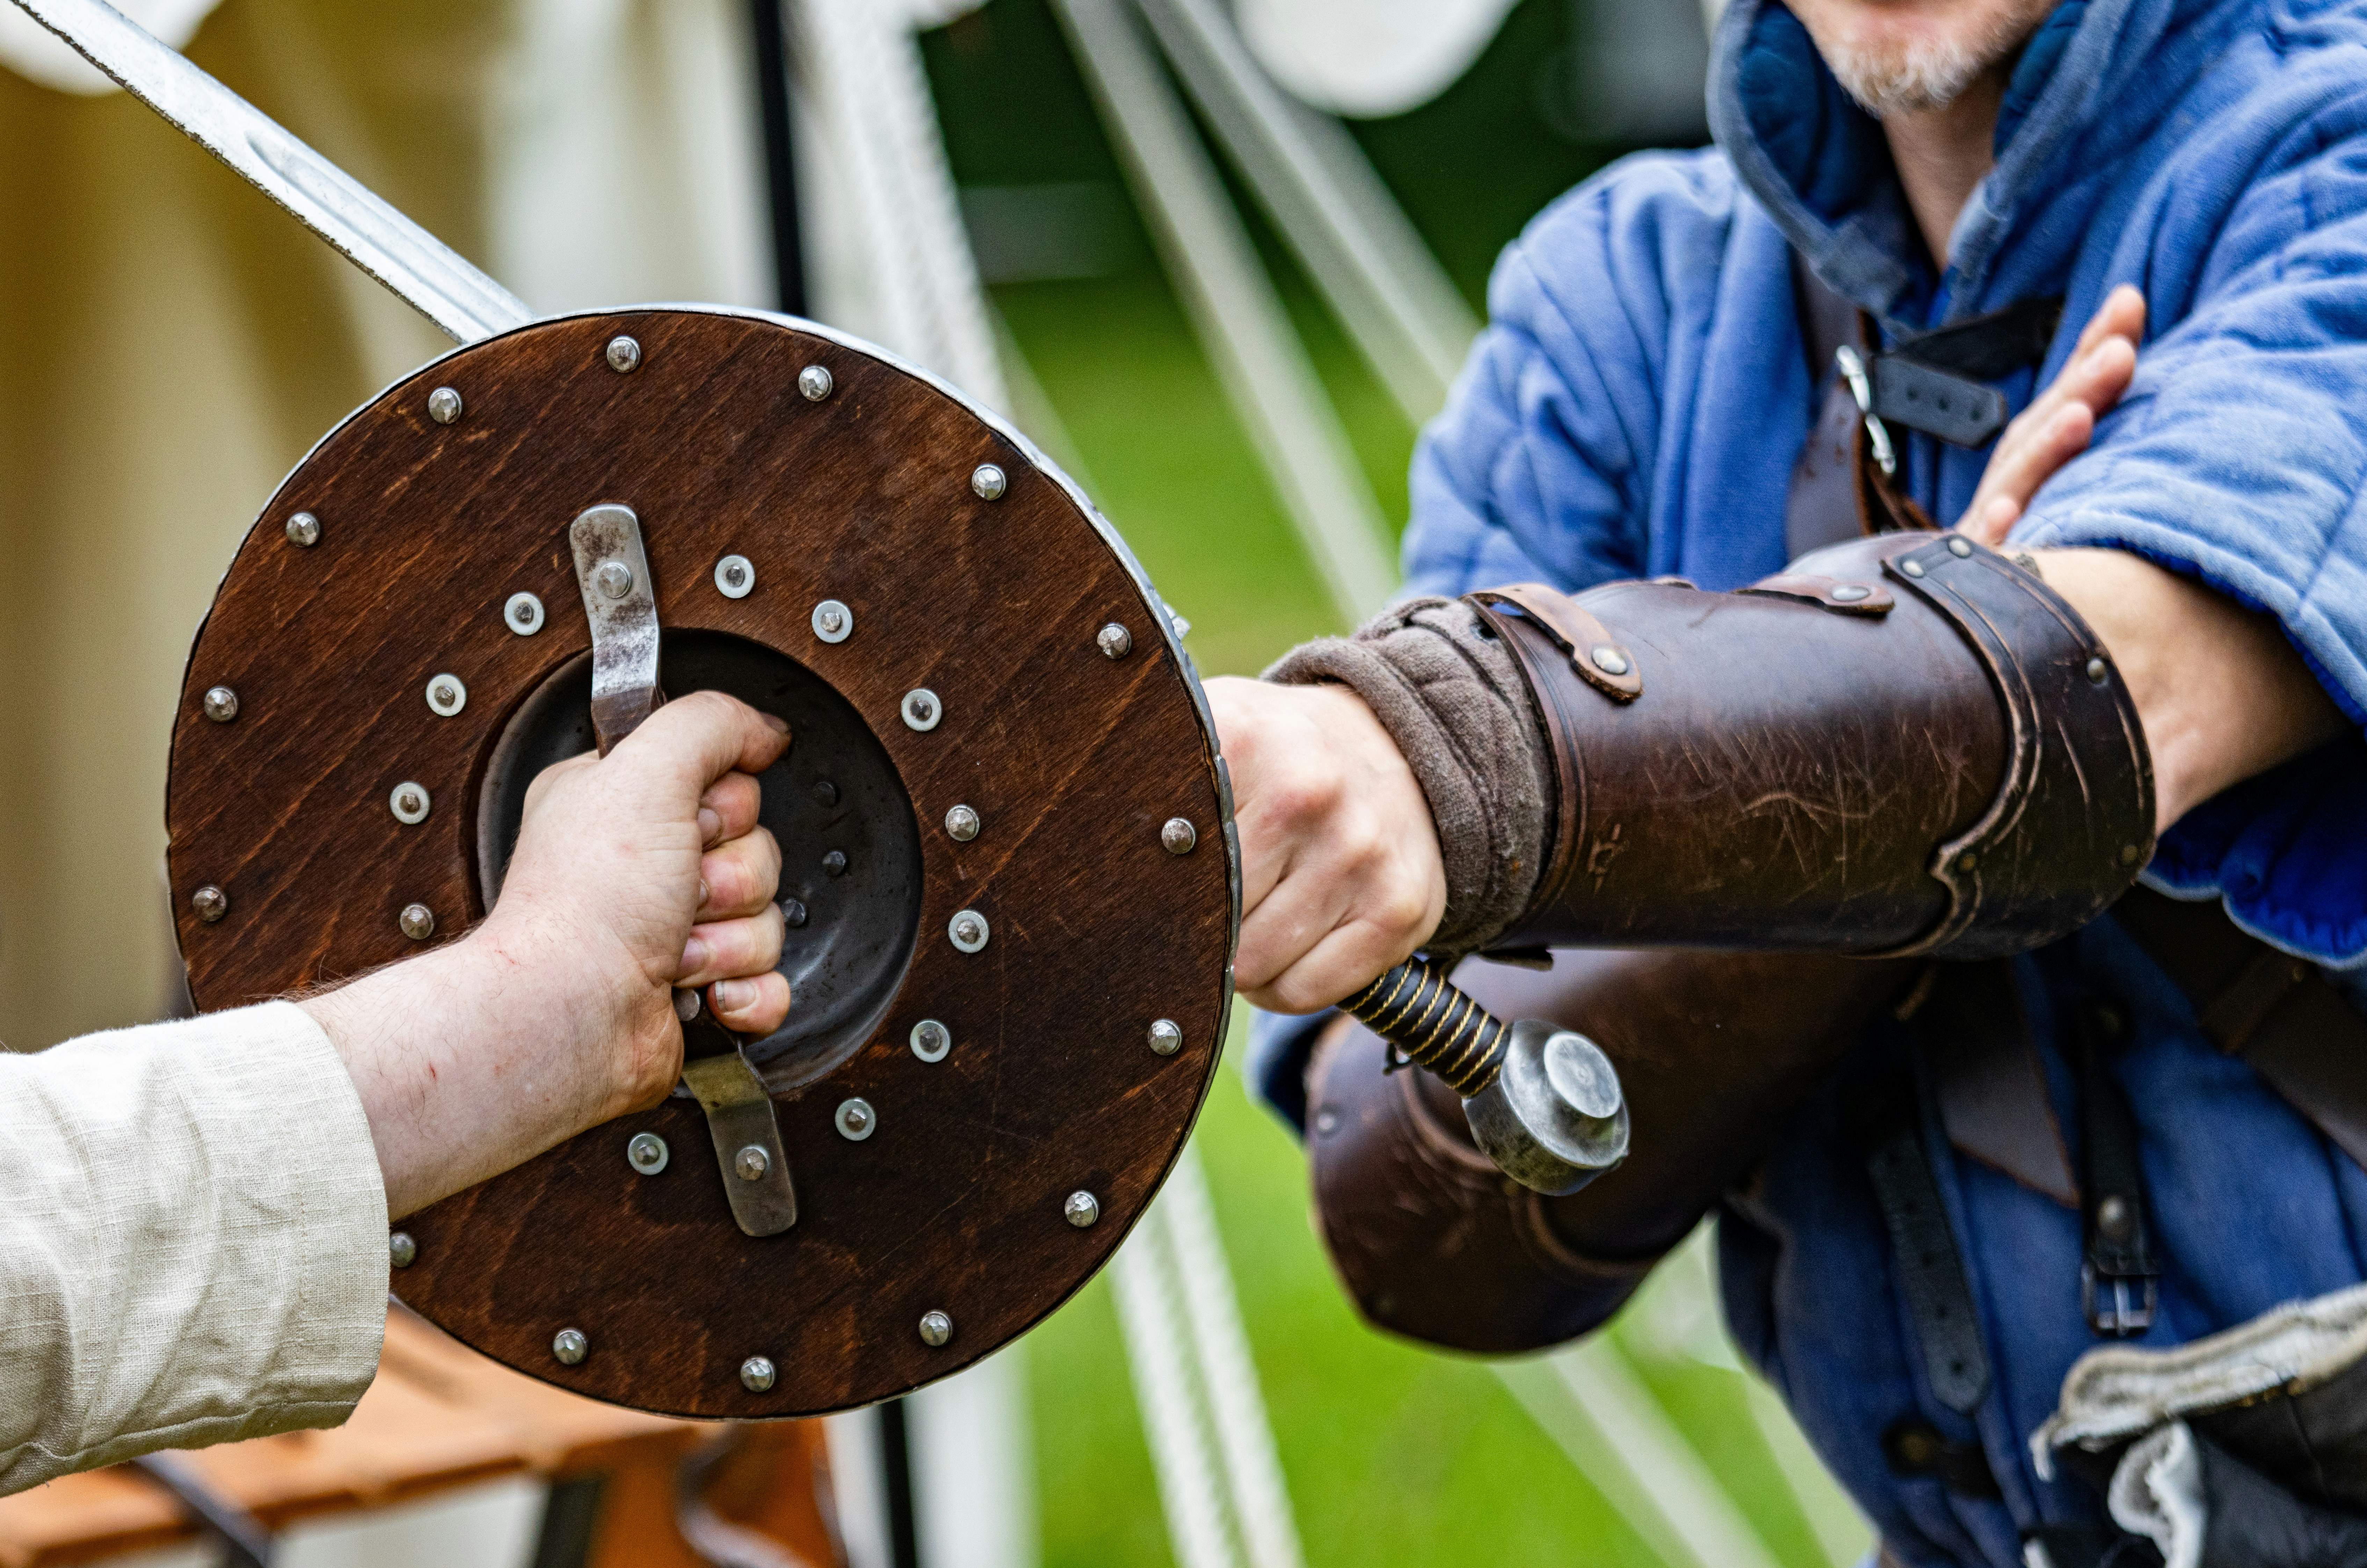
920;6;1859;1564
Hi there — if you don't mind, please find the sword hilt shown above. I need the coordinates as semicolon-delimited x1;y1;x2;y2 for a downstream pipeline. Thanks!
1340;954;1630;1196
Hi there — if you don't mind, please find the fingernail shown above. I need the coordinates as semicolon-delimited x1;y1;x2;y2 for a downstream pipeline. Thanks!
761;712;790;735
698;807;721;844
711;978;756;1013
681;935;710;973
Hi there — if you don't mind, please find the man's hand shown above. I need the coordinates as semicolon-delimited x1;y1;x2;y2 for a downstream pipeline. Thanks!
1958;284;2144;547
1210;678;1445;1014
302;691;792;1218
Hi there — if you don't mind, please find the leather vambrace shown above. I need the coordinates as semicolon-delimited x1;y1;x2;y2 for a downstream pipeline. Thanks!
1309;946;1916;1353
1474;532;2156;959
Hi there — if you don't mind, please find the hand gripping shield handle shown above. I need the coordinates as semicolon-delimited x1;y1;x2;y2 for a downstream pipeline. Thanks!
1340;956;1628;1194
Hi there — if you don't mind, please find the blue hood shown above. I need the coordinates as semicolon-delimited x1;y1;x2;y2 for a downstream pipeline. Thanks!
1707;0;2249;326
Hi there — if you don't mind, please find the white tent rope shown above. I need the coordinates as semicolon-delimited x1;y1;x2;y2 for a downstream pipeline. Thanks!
1113;1203;1246;1568
1157;1151;1309;1568
1052;0;1396;624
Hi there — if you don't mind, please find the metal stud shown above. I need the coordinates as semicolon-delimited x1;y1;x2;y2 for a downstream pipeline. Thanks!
714;555;755;599
1148;1019;1182;1057
835;1098;877;1141
285;512;321;547
192;884;229;924
202;686;240;723
2086;656;2109;683
551;1328;588;1366
1829;583;1871;603
734;1145;771;1181
812;599;853;643
1958;853;1978;873
822;850;848;877
782;898;808;929
949;909;990;954
389;1232;417;1268
812;779;840;807
1589;646;1630;677
594;560;634;600
1162;818;1197;855
389;783;431;825
506;592;545;635
1947;535;1973;557
910;1019;951;1063
918;1310;953;1347
1097;622;1132;660
674;987;703;1023
740;1356;778;1393
901;689;943;731
1064;1191;1101;1228
425;674;467;717
627;1132;669;1175
2121;844;2142;866
399;903;436;941
971;463;1007;501
605;335;642;373
1903;559;1927;578
944;804;980;842
427;386;464;425
796;362;835;401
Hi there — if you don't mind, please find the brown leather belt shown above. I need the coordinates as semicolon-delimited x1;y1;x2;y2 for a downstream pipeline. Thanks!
1934;887;2367;1204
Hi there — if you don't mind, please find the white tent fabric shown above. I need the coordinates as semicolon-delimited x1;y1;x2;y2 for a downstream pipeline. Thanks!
1233;0;1517;118
0;0;222;93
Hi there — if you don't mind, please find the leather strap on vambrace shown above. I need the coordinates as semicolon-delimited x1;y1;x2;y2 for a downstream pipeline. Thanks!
1469;533;2156;960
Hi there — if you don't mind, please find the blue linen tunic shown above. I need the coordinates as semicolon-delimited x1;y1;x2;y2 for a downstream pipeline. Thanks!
1247;0;2367;1560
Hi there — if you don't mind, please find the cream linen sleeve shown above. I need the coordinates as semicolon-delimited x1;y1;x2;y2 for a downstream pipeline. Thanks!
0;1001;389;1495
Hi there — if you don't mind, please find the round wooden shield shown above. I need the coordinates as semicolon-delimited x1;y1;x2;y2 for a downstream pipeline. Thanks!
164;307;1240;1418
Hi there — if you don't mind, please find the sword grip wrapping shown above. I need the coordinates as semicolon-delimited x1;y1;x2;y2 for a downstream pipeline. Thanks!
1340;957;1507;1098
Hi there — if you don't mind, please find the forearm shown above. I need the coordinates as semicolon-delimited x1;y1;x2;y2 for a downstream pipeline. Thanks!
300;924;659;1221
2032;548;2347;831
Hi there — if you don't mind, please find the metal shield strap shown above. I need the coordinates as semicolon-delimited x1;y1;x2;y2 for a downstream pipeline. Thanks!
566;503;799;1238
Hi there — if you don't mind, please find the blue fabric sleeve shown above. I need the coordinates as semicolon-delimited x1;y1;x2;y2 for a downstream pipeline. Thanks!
2016;86;2367;965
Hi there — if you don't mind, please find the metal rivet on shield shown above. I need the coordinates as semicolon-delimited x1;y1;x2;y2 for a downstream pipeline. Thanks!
901;689;942;731
390;783;431;825
836;1098;877;1141
1947;535;1973;557
734;1145;771;1181
1065;1191;1101;1228
551;1328;588;1366
506;592;544;635
822;850;847;877
799;364;834;402
192;884;229;924
919;1311;953;1348
1148;1019;1182;1056
945;804;980;842
782;897;808;929
812;599;853;643
202;685;240;723
605;335;642;373
740;1356;777;1392
627;1132;669;1176
715;555;755;599
285;512;321;548
911;1019;951;1063
595;560;634;600
1162;818;1197;855
949;909;990;953
399;903;436;941
971;463;1007;501
426;674;467;717
427;386;464;425
1097;622;1132;660
1903;559;1927;578
389;1232;417;1268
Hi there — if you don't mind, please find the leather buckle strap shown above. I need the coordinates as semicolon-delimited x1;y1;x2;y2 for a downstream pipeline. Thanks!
2074;1001;2158;1338
1854;1074;1993;1414
1465;585;1641;702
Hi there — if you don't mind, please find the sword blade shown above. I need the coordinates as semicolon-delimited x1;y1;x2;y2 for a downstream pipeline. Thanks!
9;0;532;344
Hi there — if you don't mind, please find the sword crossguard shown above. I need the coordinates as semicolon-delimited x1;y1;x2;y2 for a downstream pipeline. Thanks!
1341;955;1630;1196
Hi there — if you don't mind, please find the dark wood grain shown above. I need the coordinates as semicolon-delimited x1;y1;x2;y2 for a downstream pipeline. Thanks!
165;309;1237;1417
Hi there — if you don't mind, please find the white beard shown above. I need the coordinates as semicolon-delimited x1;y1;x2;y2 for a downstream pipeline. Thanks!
1817;4;2039;119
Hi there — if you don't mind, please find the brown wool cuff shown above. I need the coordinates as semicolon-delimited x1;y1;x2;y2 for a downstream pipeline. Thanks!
1264;598;1553;955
